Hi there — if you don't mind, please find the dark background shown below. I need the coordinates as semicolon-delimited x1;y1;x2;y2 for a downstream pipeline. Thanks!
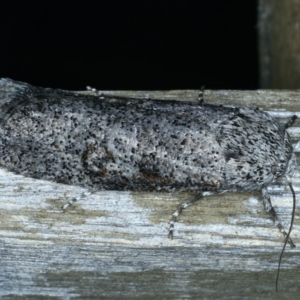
0;1;257;90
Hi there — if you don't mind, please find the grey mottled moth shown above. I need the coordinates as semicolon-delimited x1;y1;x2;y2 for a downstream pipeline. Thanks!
0;78;297;291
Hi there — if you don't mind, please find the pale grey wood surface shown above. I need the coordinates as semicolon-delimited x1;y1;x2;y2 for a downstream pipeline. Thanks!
1;82;300;299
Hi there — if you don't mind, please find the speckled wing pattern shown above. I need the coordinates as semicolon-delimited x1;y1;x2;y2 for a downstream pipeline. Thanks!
0;79;295;195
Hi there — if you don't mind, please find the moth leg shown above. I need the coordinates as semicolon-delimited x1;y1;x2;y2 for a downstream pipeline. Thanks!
168;193;203;239
262;188;296;248
86;86;104;97
61;198;77;213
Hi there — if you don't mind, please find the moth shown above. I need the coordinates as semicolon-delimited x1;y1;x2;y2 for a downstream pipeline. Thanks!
0;78;297;290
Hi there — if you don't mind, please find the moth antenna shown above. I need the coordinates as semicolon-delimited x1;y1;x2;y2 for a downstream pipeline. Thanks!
198;86;205;104
276;182;296;292
285;115;297;129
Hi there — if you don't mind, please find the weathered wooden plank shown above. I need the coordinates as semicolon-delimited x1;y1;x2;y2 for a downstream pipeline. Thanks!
1;80;300;298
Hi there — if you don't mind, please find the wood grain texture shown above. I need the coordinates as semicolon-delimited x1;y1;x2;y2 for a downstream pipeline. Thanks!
1;82;300;299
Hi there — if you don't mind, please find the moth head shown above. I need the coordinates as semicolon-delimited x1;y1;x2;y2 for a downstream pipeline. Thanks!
284;152;297;183
270;122;297;182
